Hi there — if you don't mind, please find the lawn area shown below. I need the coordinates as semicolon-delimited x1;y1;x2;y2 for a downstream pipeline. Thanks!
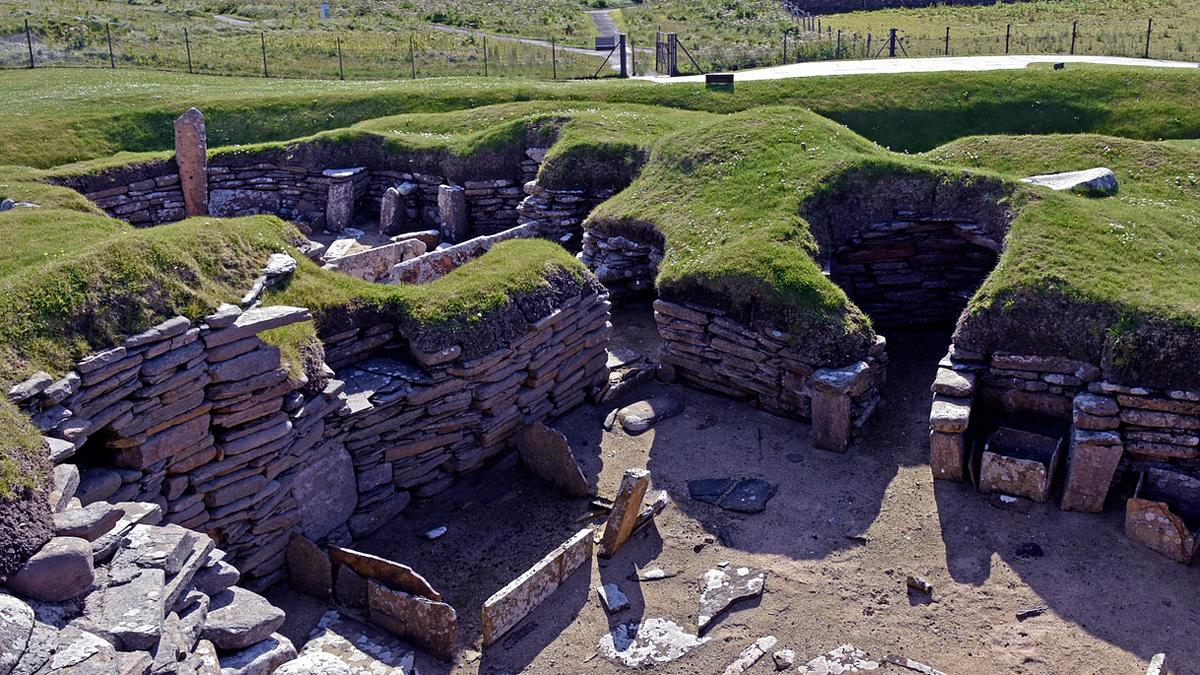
826;0;1200;61
6;64;1200;168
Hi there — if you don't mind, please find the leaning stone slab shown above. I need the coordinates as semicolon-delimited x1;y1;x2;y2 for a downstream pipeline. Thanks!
481;527;592;647
287;533;332;601
1125;498;1198;564
598;468;650;558
54;502;125;541
515;422;590;497
697;565;767;632
1021;167;1117;195
175;108;208;216
723;635;777;675
328;546;440;602
367;580;456;661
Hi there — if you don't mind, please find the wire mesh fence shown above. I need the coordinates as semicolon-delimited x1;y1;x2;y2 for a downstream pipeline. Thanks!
2;13;1198;80
0;18;620;80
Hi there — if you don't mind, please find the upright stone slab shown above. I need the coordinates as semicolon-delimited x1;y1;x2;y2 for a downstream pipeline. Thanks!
379;186;406;235
437;184;468;243
1060;428;1123;512
599;468;650;558
174;108;208;217
324;168;363;233
481;528;592;647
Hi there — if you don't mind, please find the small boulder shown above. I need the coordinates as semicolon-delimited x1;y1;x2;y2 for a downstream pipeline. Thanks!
217;633;296;675
6;536;95;602
53;502;125;541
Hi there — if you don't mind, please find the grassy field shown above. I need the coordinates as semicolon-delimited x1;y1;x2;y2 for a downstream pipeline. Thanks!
0;0;618;79
826;0;1200;61
8;65;1200;169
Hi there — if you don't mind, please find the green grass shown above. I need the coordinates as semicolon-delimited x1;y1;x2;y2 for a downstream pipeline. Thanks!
826;0;1200;61
8;65;1200;168
1;0;615;79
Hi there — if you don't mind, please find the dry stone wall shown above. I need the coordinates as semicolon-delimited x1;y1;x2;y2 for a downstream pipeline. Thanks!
10;272;612;593
929;345;1200;561
655;299;887;451
579;228;663;300
55;160;185;226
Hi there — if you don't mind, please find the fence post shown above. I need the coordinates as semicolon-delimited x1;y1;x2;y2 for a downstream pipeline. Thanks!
866;33;872;58
1005;23;1011;54
836;30;842;58
783;33;788;64
888;28;897;58
944;26;950;55
619;34;628;77
106;23;115;68
25;19;34;68
1144;18;1153;58
185;27;193;73
630;35;636;76
337;36;344;80
260;32;268;77
1070;20;1077;55
552;37;557;79
483;34;488;76
409;35;416;79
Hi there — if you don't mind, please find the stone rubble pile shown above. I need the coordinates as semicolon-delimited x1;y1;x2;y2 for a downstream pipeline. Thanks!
0;478;297;674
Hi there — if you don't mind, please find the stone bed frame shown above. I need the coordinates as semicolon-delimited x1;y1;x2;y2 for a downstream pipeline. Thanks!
930;345;1200;564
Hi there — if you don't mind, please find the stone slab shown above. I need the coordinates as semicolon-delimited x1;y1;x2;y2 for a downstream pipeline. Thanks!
174;108;208;217
328;546;440;602
515;422;590;497
481;527;592;647
367;581;456;661
598;469;650;558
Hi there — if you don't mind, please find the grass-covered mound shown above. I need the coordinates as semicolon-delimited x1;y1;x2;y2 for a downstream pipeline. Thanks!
590;105;1024;365
8;65;1200;167
927;134;1200;388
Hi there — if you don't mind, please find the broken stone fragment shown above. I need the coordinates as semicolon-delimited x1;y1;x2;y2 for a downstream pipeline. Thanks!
0;592;35;675
328;546;441;602
687;478;778;514
515;421;591;497
723;635;777;675
931;368;975;397
616;395;682;433
6;536;95;602
773;649;796;670
201;587;286;650
596;583;629;613
54;502;125;541
217;633;297;675
798;644;880;674
1125;497;1198;564
696;565;767;632
598;617;709;668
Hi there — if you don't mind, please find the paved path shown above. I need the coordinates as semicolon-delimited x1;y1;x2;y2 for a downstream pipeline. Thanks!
641;54;1199;83
588;10;619;39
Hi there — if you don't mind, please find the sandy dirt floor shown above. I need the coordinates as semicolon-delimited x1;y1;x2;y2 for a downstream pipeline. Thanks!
272;305;1199;674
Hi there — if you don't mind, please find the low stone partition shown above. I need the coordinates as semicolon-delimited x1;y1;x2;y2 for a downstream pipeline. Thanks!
54;159;185;226
928;345;1200;563
388;222;540;285
655;299;886;451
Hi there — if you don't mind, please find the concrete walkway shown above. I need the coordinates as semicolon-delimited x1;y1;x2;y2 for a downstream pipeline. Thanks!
587;10;619;39
641;54;1199;83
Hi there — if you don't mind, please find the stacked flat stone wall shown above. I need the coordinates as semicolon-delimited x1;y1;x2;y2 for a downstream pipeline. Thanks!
655;299;886;450
829;217;1000;327
579;227;663;300
321;288;612;537
54;160;185;226
519;182;617;247
13;275;611;592
930;347;1200;531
